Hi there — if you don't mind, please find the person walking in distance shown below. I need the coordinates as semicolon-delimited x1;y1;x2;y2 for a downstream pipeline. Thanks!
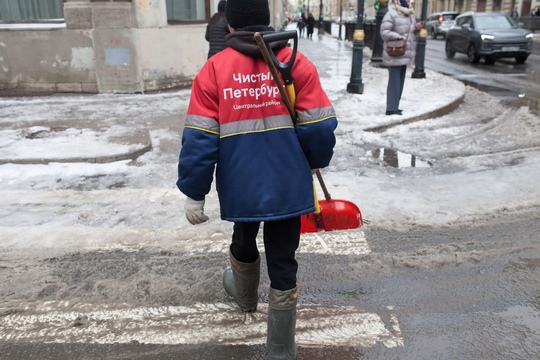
297;16;305;38
176;0;337;358
510;7;519;19
205;0;230;59
380;0;423;115
306;13;316;39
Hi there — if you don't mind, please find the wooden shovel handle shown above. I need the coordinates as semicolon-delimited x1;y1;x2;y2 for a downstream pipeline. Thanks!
253;32;296;122
315;169;332;201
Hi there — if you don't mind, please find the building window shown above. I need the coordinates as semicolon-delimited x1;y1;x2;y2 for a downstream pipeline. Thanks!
166;0;210;23
0;0;64;22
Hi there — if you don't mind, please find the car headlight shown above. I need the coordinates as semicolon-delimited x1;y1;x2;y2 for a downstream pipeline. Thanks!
481;34;495;40
526;33;533;39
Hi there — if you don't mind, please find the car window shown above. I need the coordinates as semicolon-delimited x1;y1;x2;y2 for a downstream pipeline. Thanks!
442;14;458;20
456;16;472;27
474;15;516;30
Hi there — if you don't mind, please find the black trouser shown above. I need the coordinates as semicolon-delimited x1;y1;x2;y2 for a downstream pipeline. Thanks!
231;216;301;291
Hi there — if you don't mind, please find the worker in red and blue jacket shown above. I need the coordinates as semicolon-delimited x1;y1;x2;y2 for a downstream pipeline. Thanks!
176;0;336;358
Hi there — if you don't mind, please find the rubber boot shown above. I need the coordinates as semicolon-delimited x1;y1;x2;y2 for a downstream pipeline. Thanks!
223;248;260;312
267;287;298;360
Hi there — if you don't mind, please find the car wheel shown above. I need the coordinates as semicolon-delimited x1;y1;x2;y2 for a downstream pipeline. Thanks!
484;57;495;65
431;29;437;40
515;55;528;64
445;39;455;58
467;43;480;64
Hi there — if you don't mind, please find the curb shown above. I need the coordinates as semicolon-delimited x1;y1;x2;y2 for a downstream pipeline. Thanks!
365;93;465;133
0;142;153;165
0;125;153;165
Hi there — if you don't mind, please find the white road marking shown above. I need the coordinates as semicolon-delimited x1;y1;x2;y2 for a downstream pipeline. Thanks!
455;73;528;79
0;226;370;255
0;302;402;348
0;188;370;255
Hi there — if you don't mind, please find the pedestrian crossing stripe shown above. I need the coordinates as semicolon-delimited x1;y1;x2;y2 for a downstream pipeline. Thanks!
0;226;371;256
0;301;403;348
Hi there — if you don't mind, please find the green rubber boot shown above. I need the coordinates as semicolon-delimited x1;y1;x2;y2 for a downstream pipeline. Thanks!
267;287;298;360
223;248;260;312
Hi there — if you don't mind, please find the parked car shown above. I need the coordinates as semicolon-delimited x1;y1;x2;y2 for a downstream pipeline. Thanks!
425;11;460;39
445;11;534;64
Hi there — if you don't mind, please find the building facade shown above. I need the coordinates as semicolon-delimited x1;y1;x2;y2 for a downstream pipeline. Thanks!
0;0;285;95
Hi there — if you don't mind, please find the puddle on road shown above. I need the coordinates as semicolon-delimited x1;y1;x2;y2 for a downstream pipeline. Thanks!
368;148;433;168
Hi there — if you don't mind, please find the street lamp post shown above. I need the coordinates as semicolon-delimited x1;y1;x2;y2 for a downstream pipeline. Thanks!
346;0;365;94
411;0;428;78
370;0;389;65
338;0;343;40
319;0;324;34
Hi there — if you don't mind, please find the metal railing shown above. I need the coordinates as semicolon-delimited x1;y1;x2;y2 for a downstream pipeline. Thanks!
315;19;377;48
518;16;540;32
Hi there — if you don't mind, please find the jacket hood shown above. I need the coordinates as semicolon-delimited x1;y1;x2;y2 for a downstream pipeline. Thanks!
226;25;289;58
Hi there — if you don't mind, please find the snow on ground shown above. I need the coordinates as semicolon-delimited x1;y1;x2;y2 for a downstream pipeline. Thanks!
0;35;539;243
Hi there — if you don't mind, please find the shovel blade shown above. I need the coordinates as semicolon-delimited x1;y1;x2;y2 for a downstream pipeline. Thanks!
300;199;363;233
300;212;325;233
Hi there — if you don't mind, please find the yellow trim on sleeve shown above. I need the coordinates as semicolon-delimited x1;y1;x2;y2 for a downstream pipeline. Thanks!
185;125;220;135
297;116;335;126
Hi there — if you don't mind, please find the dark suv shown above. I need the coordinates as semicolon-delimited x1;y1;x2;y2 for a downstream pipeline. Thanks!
445;11;533;64
425;11;459;39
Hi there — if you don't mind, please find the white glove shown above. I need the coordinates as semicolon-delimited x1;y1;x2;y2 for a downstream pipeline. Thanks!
184;197;209;225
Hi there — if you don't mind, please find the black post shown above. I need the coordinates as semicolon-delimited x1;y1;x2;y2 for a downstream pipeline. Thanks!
319;0;324;34
411;0;428;78
338;0;343;40
346;0;365;94
370;0;388;65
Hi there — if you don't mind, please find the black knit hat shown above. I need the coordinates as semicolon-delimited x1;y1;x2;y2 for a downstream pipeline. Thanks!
225;0;270;29
218;0;226;12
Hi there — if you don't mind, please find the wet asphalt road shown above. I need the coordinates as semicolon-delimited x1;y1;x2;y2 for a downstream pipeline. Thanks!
425;37;540;103
1;209;539;359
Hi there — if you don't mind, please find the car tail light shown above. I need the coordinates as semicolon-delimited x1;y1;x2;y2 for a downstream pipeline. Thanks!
438;15;443;24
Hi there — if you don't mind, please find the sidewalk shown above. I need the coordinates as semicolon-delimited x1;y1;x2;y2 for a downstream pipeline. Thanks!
0;31;465;165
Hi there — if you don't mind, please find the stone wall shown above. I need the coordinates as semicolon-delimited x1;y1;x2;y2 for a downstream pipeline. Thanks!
0;0;207;95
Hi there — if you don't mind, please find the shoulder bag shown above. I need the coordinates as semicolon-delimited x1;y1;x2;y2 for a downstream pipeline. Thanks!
386;17;411;57
386;37;407;56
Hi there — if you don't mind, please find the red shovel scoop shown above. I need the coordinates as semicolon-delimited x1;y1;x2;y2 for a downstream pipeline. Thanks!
300;170;363;233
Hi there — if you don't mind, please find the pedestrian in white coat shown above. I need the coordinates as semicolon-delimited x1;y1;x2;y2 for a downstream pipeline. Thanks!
380;0;423;115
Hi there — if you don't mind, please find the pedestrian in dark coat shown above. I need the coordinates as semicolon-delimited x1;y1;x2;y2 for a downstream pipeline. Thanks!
306;13;316;39
511;8;519;19
205;0;230;59
380;0;423;115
